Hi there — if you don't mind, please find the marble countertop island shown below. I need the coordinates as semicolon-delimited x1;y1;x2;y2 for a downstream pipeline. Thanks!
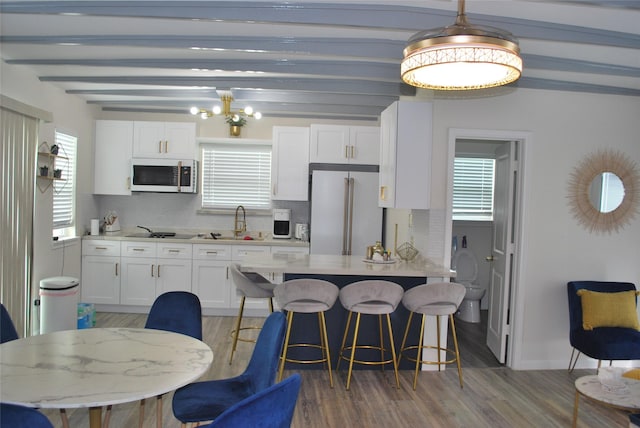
240;253;454;278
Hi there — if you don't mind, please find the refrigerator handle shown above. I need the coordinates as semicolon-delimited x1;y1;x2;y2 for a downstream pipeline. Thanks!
346;177;355;255
342;177;350;255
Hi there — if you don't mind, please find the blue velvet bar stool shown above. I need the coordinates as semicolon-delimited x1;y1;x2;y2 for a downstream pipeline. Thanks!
336;280;404;390
398;282;466;390
229;263;276;365
274;278;339;387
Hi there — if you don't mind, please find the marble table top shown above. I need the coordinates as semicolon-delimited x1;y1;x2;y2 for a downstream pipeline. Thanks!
575;375;640;410
0;327;213;409
240;253;454;278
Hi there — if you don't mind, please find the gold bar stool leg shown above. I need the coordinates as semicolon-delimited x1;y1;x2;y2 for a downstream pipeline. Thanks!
413;314;426;391
319;311;334;388
385;313;400;389
278;311;295;382
345;312;361;391
398;311;414;367
378;314;385;372
336;311;353;372
229;296;246;365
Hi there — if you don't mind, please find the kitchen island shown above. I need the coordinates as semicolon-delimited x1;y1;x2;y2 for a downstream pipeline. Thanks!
240;253;455;371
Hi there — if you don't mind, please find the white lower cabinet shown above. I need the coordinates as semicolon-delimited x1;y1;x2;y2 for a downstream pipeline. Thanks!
192;244;233;309
120;241;192;306
81;240;308;313
81;240;121;304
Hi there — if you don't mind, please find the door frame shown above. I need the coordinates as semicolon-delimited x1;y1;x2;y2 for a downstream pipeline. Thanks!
445;128;532;369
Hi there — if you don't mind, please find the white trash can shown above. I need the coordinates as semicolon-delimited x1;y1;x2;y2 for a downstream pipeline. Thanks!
39;276;79;334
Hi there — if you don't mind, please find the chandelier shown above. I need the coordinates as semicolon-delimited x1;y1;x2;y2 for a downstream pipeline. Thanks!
190;95;262;123
401;0;522;90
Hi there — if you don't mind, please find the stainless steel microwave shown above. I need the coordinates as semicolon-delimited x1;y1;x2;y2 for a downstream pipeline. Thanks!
130;158;198;193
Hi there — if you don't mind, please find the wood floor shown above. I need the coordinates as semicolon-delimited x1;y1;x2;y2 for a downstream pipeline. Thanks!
39;312;630;427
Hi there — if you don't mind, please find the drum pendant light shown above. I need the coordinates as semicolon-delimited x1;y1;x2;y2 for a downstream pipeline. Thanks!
401;0;522;90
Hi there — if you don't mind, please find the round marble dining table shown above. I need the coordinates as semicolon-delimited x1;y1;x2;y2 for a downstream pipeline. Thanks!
0;327;213;428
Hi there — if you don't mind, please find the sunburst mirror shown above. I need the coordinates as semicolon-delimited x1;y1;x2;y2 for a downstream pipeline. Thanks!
568;149;639;234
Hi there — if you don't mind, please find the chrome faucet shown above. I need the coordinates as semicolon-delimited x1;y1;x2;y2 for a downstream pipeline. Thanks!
234;205;246;238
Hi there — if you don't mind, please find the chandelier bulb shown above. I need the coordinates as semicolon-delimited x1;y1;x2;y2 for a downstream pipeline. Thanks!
244;106;253;115
190;106;199;115
254;112;262;120
200;112;208;119
212;105;222;115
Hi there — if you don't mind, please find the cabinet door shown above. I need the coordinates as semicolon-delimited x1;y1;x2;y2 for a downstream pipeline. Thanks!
156;259;192;294
133;121;196;158
349;126;380;165
271;127;309;201
309;125;349;163
163;122;196;158
133;121;166;158
192;260;230;308
81;255;121;304
94;120;133;195
378;103;397;208
120;257;157;306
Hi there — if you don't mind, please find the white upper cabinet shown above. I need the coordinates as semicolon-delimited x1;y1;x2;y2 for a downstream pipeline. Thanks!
379;101;432;209
309;124;379;165
271;126;310;201
94;120;133;195
132;121;196;159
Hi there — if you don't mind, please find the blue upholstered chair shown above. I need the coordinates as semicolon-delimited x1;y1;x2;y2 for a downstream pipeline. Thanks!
0;403;53;427
138;291;203;428
567;281;640;371
1;303;19;343
198;374;301;428
172;311;286;428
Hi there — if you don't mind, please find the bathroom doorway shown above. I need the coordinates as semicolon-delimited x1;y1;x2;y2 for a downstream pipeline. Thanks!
446;129;529;368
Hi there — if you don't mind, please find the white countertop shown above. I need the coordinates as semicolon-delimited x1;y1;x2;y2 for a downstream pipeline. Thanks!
84;232;309;247
240;253;454;278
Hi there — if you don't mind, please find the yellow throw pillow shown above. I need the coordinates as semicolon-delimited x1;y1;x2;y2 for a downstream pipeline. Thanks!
577;289;640;330
623;369;640;380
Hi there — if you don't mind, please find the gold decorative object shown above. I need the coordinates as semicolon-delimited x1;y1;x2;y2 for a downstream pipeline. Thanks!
396;242;419;261
401;0;522;90
229;125;241;137
567;149;639;234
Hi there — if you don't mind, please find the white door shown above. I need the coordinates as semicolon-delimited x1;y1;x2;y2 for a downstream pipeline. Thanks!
486;141;518;363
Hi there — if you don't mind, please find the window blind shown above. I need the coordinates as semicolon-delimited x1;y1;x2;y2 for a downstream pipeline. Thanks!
53;131;77;229
453;157;495;221
201;144;272;209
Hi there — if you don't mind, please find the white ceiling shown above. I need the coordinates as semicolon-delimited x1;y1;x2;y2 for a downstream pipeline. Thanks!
1;0;639;121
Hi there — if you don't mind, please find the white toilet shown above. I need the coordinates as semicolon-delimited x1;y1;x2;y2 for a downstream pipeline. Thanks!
452;248;486;323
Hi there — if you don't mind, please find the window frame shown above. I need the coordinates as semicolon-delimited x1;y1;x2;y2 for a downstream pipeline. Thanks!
199;139;272;211
452;155;495;222
52;130;77;239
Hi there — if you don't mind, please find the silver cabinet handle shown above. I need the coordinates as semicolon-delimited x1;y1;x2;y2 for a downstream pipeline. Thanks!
157;264;161;277
115;262;119;276
151;264;155;277
95;246;108;250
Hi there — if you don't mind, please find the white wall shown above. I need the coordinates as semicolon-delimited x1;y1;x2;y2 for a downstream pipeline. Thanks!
430;89;640;369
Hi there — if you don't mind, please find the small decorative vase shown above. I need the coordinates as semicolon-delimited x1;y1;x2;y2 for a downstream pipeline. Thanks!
50;144;59;155
53;169;62;179
39;166;49;177
229;125;242;137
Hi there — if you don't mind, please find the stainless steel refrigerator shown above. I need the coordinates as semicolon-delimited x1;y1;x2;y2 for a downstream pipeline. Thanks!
309;165;382;256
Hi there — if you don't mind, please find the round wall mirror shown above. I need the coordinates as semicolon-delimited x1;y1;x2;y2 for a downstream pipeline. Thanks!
568;149;639;234
588;172;624;213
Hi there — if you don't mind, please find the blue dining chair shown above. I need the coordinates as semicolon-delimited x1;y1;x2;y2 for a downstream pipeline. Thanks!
139;291;203;428
0;403;53;427
198;374;301;428
1;303;19;343
172;311;286;427
104;291;203;428
567;280;640;371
